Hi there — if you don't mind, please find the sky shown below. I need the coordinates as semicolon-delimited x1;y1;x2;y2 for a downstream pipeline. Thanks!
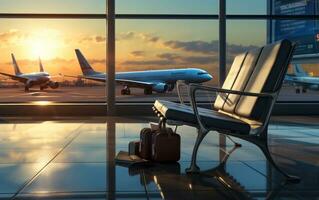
1;0;308;86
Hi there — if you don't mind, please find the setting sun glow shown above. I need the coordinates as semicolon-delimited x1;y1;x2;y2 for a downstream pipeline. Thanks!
27;29;62;59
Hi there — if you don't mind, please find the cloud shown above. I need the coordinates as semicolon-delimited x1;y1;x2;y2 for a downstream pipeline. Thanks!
157;53;181;61
122;52;215;67
88;58;106;65
163;40;259;55
122;59;176;66
0;29;28;45
95;36;106;43
139;33;159;43
163;40;218;54
79;35;106;44
117;31;160;44
130;51;145;57
117;31;136;40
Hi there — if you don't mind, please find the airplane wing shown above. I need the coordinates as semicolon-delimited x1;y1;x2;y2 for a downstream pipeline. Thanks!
63;74;154;88
0;72;28;83
115;79;153;89
289;79;318;87
63;74;106;82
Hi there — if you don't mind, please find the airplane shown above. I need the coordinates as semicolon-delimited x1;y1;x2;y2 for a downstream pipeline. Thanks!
284;64;319;93
0;54;59;92
69;49;213;95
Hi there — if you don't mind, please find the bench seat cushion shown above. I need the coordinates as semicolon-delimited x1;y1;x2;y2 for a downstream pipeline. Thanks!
154;100;251;134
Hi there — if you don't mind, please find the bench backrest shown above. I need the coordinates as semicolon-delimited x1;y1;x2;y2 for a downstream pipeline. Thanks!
214;40;294;122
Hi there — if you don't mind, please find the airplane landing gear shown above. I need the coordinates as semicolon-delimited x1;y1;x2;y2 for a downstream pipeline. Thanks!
167;84;175;92
302;88;307;93
296;88;300;94
24;86;29;92
121;86;131;95
144;88;153;95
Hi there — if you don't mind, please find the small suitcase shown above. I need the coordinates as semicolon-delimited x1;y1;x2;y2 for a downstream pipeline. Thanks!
128;141;140;156
139;128;154;160
152;127;180;162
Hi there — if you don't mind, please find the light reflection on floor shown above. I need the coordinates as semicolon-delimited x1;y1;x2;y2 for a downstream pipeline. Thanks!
0;116;317;199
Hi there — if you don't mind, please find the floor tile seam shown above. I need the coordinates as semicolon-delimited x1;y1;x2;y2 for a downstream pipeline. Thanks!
10;124;85;200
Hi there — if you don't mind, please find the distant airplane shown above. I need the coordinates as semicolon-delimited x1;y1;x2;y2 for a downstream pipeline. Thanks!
284;64;319;93
68;49;213;95
0;54;59;92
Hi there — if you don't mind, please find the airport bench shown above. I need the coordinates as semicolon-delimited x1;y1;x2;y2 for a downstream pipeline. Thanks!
153;39;300;183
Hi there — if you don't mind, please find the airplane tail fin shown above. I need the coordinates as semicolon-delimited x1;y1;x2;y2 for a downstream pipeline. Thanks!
39;57;44;72
75;49;96;75
11;53;22;75
293;64;308;77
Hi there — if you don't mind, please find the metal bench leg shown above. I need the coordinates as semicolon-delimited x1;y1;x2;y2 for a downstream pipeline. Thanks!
255;130;301;184
258;142;300;184
186;129;209;174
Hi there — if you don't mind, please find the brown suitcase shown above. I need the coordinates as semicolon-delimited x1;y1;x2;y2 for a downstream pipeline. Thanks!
139;128;154;160
128;141;140;156
152;127;180;162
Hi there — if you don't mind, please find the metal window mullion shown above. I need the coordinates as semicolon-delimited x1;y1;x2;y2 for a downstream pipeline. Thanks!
107;0;116;115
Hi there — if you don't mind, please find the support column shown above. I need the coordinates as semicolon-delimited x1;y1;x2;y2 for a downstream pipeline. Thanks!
219;0;226;86
219;0;227;162
107;0;116;115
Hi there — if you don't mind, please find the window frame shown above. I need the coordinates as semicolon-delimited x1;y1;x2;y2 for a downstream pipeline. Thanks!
0;1;319;115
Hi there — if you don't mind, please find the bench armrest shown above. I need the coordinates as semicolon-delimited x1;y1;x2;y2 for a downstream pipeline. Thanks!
188;83;277;133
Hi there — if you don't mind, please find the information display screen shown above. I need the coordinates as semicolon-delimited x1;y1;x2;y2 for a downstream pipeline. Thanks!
272;0;319;56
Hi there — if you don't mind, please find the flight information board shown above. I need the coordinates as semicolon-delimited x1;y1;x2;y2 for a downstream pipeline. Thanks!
272;0;319;56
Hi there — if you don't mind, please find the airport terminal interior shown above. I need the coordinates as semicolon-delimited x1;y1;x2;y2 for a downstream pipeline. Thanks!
0;0;318;199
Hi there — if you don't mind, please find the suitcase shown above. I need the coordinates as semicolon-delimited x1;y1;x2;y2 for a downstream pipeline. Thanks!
128;141;140;156
152;127;180;162
139;128;154;160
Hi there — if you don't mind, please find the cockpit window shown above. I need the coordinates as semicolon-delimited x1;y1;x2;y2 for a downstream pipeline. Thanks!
197;72;207;75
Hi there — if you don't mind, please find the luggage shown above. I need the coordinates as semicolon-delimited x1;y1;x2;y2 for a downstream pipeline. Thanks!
152;127;180;162
139;128;154;160
137;123;181;162
128;141;140;156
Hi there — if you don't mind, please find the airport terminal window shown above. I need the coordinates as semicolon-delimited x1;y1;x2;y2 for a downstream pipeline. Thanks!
226;0;267;15
115;19;218;102
0;0;105;14
116;0;218;14
0;19;106;103
1;0;319;109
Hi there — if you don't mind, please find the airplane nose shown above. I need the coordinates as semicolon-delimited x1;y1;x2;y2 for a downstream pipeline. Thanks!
206;74;213;81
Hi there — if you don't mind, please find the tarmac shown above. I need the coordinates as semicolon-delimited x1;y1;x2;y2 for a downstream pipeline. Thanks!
0;85;318;103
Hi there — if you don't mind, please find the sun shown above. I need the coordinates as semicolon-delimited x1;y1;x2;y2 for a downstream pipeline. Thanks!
26;29;62;59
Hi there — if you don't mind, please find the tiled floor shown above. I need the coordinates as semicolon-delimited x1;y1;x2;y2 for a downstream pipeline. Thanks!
0;116;318;199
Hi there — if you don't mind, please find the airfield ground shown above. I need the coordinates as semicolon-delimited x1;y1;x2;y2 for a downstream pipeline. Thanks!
0;85;318;103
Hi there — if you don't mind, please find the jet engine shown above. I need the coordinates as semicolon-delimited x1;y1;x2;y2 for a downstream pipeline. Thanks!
25;80;34;88
152;83;168;93
48;81;59;89
309;85;319;90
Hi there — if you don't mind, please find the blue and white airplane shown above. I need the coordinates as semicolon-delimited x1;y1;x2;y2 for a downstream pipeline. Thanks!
0;54;59;92
71;49;213;95
285;64;319;93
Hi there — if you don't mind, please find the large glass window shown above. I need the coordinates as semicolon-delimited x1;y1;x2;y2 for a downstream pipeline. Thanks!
0;19;106;103
226;0;267;15
115;19;218;102
0;0;319;106
0;0;105;14
116;0;218;14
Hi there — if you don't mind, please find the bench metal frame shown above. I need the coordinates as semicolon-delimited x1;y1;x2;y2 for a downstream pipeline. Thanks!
153;62;301;184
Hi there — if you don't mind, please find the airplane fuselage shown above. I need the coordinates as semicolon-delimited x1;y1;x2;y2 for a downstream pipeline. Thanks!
285;75;319;92
18;72;50;85
86;68;212;84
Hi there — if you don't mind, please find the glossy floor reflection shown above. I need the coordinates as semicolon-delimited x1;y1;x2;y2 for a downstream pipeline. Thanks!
0;116;317;199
